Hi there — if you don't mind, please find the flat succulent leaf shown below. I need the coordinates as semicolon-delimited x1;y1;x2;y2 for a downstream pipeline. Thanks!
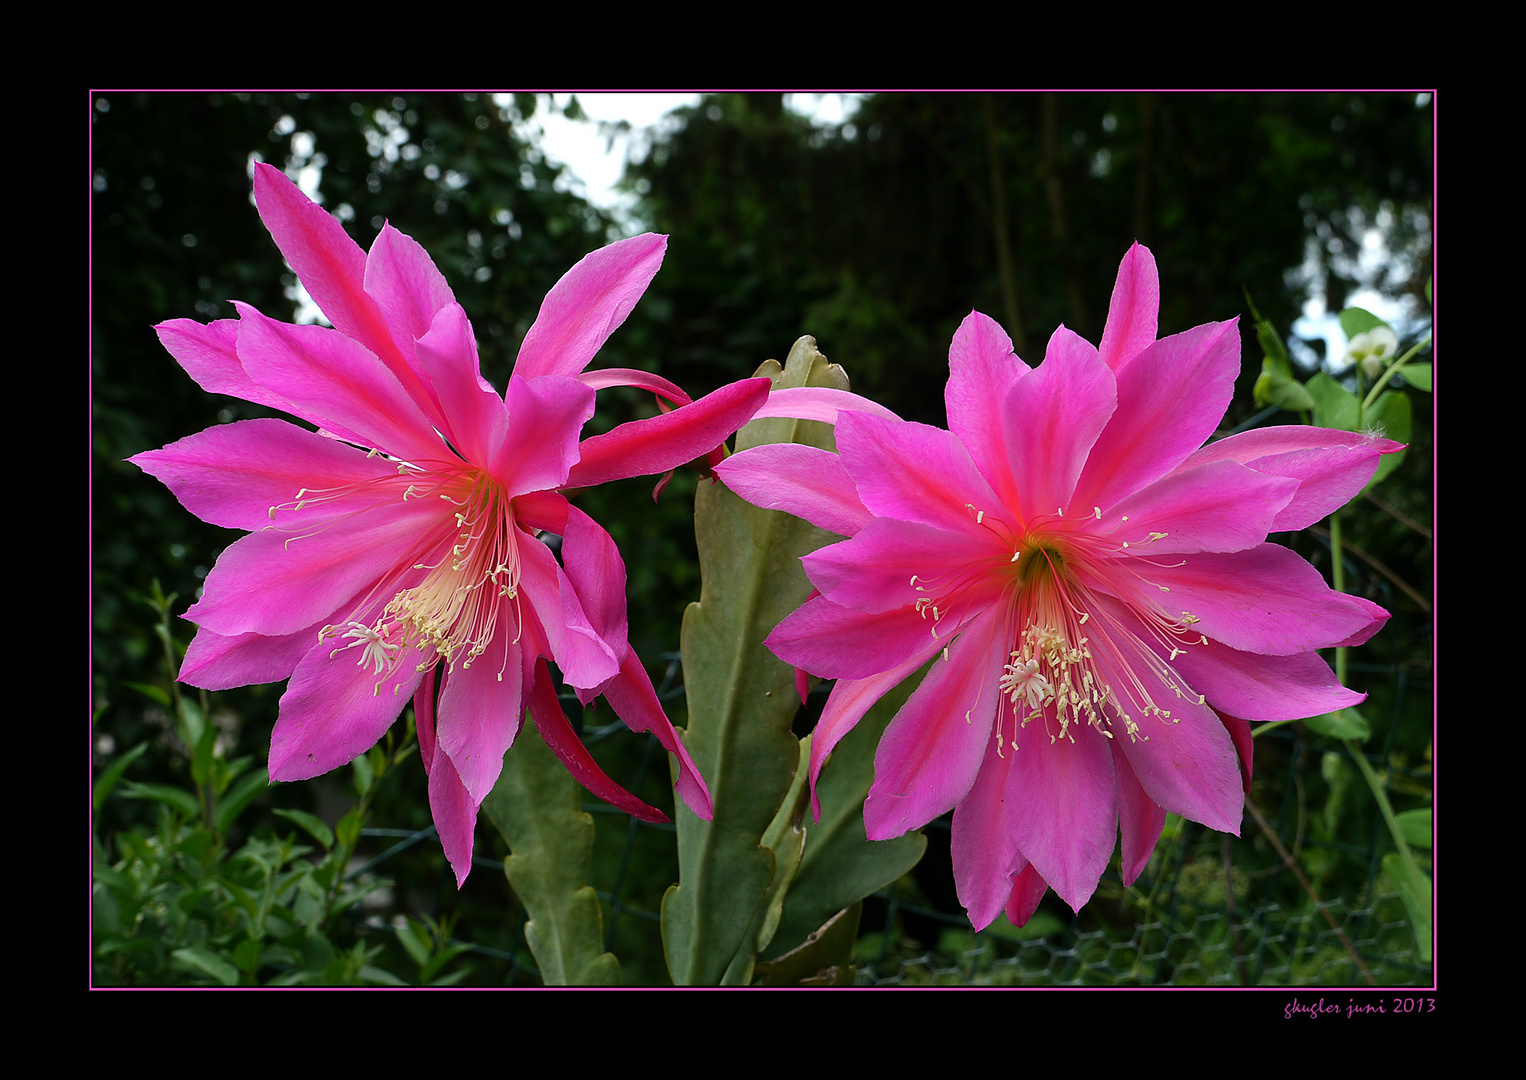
662;336;849;986
482;719;620;986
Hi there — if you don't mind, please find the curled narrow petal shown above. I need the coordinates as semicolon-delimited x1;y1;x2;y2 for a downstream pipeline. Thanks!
525;660;668;822
747;386;902;425
714;444;871;538
514;233;667;380
565;377;772;489
600;652;713;820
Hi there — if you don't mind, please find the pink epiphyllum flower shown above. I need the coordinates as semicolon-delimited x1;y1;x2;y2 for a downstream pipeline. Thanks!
131;163;770;886
717;242;1398;929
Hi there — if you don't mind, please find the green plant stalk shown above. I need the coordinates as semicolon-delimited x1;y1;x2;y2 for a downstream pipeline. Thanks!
1360;334;1432;415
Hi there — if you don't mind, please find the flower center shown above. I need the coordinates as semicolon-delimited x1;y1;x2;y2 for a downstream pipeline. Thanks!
319;467;523;692
910;504;1209;756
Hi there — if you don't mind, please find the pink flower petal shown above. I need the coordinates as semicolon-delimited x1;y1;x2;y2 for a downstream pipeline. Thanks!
413;303;508;467
1002;326;1117;519
714;444;872;538
1112;747;1168;886
153;318;299;415
805;639;945;820
363;222;458;374
513;233;667;380
1183;426;1404;532
559;505;630;667
1169;632;1366;722
516;530;620;691
1097;241;1160;374
129;418;403;533
745;386;902;426
1001;723;1118;914
1070;318;1241;512
415;669;479;887
1100;458;1298;555
268;631;428;782
864;606;1008;840
1099;544;1387;657
186;498;448;638
1003;863;1050;928
179;621;323;691
768;595;963;681
232;302;445;466
835;411;1004;539
435;593;525;805
951;735;1023;930
801;517;1004;615
493;374;596;496
945;310;1029;502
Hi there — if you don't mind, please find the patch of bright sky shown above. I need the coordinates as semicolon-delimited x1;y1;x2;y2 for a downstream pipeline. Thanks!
516;93;862;233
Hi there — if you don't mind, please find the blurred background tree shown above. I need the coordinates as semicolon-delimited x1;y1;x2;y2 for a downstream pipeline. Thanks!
92;91;1432;984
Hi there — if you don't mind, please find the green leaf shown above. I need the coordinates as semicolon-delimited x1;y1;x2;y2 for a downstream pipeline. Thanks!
1395;808;1432;849
273;808;334;851
481;719;621;986
214;768;270;835
1254;358;1317;413
123;681;171;707
1398;363;1431;392
662;336;850;986
1338;306;1388;338
94;742;150;812
1305;707;1371;742
1305;372;1359;432
1382;851;1433;964
121;780;200;819
754;903;862;986
335;808;362;850
171;948;240;986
